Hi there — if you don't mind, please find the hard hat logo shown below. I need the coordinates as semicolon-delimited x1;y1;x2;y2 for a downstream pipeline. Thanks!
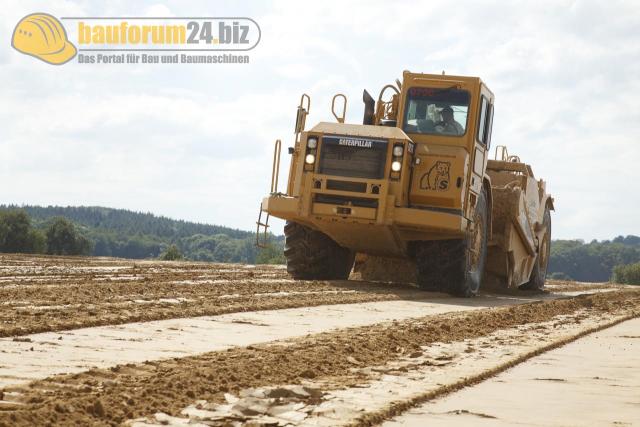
12;13;77;65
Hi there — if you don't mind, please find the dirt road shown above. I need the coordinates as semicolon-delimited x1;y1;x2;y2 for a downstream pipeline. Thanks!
0;254;637;426
383;317;640;426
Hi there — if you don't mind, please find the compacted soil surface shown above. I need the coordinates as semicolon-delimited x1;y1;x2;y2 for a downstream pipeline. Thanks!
0;254;636;427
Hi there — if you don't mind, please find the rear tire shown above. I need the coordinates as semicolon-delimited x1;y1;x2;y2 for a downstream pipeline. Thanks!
284;221;355;280
520;207;551;291
415;189;489;297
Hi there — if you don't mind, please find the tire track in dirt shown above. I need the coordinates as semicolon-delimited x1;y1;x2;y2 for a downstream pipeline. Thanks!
356;313;639;427
381;317;640;427
0;255;623;338
133;310;636;426
0;255;431;337
1;289;637;427
2;298;513;388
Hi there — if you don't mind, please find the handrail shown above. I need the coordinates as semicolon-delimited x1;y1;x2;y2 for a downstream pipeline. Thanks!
331;93;347;123
377;84;400;104
271;139;282;193
255;203;270;248
295;94;311;135
494;145;508;161
375;84;400;124
299;93;310;113
257;140;281;248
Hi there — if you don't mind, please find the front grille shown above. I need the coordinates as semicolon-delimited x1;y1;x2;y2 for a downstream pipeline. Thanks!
326;180;367;193
318;135;387;179
315;194;378;208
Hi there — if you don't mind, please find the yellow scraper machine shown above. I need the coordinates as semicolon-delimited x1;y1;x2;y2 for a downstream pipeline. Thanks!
257;71;553;297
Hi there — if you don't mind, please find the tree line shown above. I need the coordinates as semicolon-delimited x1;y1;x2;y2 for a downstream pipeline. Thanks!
0;206;284;264
612;262;640;285
549;235;640;282
0;210;91;255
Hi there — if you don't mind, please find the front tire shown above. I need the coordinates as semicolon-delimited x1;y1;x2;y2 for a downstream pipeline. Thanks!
415;189;489;297
284;221;355;280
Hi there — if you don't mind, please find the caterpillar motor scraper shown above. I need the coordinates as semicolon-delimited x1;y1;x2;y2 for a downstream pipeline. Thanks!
257;71;554;297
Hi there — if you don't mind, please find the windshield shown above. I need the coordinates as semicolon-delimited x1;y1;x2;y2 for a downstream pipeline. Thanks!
403;87;470;136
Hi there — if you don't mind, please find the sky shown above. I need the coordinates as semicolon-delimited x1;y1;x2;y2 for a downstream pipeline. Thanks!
1;0;639;240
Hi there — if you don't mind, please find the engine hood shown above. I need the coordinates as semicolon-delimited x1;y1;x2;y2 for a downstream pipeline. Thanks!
309;122;411;140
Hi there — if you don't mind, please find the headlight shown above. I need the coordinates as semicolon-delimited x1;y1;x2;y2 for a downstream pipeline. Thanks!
307;137;318;149
393;145;404;157
391;161;402;172
305;154;316;164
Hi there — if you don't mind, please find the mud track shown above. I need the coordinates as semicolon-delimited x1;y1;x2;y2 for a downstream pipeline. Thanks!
0;254;635;427
1;289;638;426
0;254;431;337
1;255;622;338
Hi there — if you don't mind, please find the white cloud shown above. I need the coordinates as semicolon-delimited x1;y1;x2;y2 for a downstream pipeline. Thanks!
143;3;175;17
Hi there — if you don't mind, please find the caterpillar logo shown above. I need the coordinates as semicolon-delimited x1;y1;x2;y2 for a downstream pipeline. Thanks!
338;138;373;148
12;13;77;65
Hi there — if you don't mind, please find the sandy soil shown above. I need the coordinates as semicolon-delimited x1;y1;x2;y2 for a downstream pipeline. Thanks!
2;289;638;426
1;255;621;339
0;254;637;427
0;254;431;337
0;297;526;388
544;279;628;292
132;309;635;426
384;317;640;426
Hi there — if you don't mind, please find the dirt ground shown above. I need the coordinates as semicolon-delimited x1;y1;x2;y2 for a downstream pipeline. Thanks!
0;254;637;427
383;317;640;426
0;254;430;337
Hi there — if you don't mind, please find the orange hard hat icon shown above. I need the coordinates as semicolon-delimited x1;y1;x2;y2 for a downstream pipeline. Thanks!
12;13;76;65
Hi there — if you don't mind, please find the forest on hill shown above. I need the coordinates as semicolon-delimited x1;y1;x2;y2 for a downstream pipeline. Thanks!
0;205;283;264
549;235;640;282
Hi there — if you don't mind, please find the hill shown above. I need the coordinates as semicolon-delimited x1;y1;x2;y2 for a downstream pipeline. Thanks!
549;236;640;282
0;205;283;263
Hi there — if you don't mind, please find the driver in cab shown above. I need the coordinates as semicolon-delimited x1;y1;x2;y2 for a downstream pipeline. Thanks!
436;106;464;135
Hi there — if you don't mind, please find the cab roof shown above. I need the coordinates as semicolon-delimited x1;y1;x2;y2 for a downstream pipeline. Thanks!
403;70;482;84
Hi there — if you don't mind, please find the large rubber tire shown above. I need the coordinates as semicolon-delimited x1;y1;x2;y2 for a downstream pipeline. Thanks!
520;207;551;291
415;189;489;297
284;221;355;280
415;240;465;292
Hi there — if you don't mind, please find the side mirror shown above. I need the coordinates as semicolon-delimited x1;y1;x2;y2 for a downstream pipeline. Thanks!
362;90;375;125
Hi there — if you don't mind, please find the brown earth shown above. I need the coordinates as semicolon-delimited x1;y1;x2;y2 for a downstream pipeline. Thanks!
1;255;621;338
0;254;634;426
0;254;432;337
544;279;626;292
353;254;418;284
1;289;638;427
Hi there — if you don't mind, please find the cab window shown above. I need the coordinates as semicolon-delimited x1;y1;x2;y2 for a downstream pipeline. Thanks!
477;95;494;147
403;87;470;136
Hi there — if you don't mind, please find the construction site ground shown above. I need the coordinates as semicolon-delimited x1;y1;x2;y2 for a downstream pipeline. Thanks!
0;254;637;426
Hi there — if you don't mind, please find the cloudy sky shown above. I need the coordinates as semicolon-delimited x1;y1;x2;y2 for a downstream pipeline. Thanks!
2;0;639;240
